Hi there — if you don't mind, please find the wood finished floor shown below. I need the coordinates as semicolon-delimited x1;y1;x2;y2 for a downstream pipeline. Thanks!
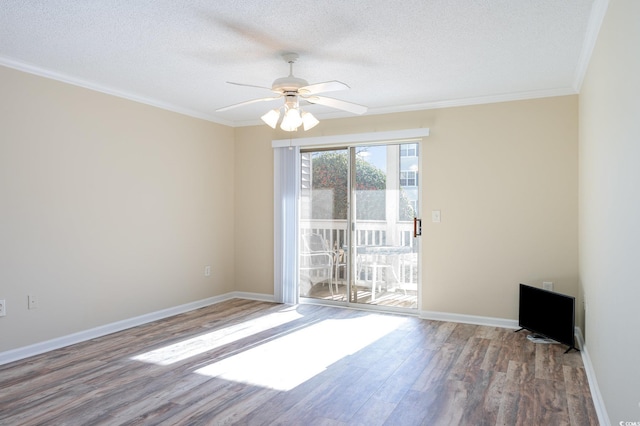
0;299;598;425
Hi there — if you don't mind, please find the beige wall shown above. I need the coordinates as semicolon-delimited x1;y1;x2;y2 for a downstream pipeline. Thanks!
235;96;579;320
0;66;236;352
234;125;275;295
579;0;640;423
0;64;579;359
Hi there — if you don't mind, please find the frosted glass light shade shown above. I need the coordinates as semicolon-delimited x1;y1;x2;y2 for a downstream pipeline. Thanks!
301;111;319;130
280;108;302;131
261;109;281;129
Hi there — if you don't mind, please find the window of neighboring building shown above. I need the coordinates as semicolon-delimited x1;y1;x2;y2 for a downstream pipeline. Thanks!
400;170;418;186
400;143;418;157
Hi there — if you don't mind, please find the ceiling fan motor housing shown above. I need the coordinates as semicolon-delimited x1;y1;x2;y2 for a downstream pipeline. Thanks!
271;76;309;93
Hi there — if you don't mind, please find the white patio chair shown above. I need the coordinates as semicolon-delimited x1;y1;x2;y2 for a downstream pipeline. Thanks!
299;234;336;296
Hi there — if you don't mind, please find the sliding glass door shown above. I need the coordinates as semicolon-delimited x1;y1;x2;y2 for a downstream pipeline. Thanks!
299;148;349;301
299;143;420;310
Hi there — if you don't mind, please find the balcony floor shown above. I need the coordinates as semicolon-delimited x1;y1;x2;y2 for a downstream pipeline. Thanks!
305;282;418;309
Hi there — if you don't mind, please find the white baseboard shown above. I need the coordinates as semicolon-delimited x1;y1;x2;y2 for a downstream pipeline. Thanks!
574;328;610;426
574;326;584;350
0;291;275;366
232;291;276;303
419;309;519;329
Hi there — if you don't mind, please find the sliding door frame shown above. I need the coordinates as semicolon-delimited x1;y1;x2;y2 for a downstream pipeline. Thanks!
272;129;429;314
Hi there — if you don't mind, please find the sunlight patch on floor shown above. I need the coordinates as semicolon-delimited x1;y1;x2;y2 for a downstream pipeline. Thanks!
130;307;303;366
194;313;409;391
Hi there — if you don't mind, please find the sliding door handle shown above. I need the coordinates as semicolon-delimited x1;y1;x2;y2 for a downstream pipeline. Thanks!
413;217;422;237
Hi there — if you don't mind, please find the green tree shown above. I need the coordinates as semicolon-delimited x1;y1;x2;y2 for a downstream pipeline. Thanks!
311;152;387;220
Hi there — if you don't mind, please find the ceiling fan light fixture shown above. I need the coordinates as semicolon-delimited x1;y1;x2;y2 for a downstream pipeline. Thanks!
261;108;281;129
219;53;366;131
280;106;303;131
301;111;319;131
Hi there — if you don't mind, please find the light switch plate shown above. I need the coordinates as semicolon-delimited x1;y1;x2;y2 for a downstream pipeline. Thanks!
431;210;441;223
28;294;38;310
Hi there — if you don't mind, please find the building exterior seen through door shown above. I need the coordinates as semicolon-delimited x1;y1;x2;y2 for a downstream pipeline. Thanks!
299;143;420;310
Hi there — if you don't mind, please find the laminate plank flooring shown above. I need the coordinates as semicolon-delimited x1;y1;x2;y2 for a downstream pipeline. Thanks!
0;299;599;425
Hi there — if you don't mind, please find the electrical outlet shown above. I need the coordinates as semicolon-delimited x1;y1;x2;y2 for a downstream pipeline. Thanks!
0;299;6;317
204;266;211;277
542;281;553;291
28;294;38;310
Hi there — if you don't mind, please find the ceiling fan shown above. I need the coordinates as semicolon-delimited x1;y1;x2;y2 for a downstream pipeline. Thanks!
216;52;368;131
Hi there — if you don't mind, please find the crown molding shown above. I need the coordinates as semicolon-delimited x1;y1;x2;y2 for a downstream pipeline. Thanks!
0;56;232;126
367;87;579;116
1;54;581;129
573;0;610;92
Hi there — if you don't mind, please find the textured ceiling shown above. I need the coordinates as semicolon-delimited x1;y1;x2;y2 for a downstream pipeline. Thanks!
0;0;603;127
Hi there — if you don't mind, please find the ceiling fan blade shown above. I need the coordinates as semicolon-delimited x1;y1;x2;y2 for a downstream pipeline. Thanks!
216;96;281;112
305;96;367;115
298;80;350;95
226;81;273;91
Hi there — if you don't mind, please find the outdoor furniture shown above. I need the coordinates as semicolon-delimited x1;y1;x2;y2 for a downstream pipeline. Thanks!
356;245;410;301
299;234;336;296
357;253;392;301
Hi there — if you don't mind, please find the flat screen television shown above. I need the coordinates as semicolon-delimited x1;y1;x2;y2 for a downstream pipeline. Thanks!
518;283;577;353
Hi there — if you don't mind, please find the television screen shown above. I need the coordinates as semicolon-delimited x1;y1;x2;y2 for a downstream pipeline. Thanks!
518;283;576;351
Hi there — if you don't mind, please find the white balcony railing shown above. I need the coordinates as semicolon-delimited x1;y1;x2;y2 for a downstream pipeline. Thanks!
300;219;416;249
300;219;418;291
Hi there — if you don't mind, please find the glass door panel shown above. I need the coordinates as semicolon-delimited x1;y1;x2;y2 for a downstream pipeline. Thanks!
299;149;349;301
351;144;419;309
